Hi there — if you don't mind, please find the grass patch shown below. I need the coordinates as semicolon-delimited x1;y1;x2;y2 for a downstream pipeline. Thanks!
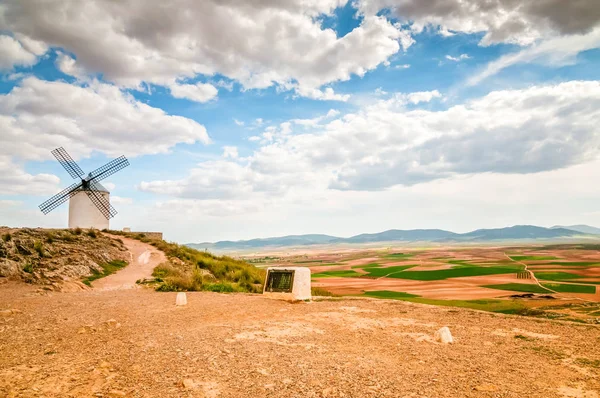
535;272;589;282
82;260;128;286
403;297;523;312
23;263;34;273
483;283;552;294
86;229;97;238
541;283;596;294
311;287;337;296
383;265;523;281
575;358;600;369
351;262;381;269
2;233;11;242
383;253;414;260
364;290;419;299
312;270;362;278
509;255;558;261
361;265;417;277
108;230;265;293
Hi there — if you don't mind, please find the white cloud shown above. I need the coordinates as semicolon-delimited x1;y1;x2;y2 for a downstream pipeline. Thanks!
445;54;470;62
140;81;600;202
361;0;600;46
55;52;88;80
405;90;442;104
0;77;210;161
103;182;116;191
111;196;133;205
0;156;59;195
248;136;260;142
295;87;350;102
223;146;239;159
0;35;38;70
469;28;600;86
394;64;410;69
0;1;410;99
233;119;245;126
169;81;218;103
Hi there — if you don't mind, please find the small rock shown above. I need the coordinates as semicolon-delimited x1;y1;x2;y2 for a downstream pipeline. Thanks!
434;326;454;344
104;319;118;327
176;292;187;306
108;390;126;397
182;379;196;389
0;309;22;317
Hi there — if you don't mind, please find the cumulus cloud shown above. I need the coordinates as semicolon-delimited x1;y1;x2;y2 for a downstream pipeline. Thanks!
0;77;210;161
139;81;600;200
360;0;600;46
0;156;59;195
169;81;218;103
0;1;410;98
0;35;38;70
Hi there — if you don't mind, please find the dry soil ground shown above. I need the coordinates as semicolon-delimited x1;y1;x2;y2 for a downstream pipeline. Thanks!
1;281;599;398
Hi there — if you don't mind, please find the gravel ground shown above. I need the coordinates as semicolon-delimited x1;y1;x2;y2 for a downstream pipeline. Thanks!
1;281;599;398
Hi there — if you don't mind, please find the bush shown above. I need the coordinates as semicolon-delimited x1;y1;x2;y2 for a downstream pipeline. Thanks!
45;233;54;244
23;263;34;273
2;233;11;242
87;229;97;238
72;227;82;235
33;241;44;257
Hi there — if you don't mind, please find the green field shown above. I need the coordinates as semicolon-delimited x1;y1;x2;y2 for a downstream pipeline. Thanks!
379;265;523;281
541;283;596;294
311;270;362;278
360;265;417;277
535;272;588;282
509;255;558;261
362;293;526;313
545;261;600;266
483;283;552;294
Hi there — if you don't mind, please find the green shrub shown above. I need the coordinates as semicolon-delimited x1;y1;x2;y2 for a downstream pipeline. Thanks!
33;241;45;257
2;233;11;242
45;233;54;244
87;229;97;238
23;263;34;273
72;227;82;235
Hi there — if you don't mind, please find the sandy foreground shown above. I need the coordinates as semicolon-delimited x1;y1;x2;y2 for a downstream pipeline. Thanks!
1;282;599;398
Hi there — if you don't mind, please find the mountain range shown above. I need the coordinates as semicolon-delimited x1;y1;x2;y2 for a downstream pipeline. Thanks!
186;225;600;250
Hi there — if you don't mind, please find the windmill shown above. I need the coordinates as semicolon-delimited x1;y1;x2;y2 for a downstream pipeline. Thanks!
39;147;129;229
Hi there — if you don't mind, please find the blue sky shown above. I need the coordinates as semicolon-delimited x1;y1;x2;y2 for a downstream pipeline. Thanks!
1;1;600;242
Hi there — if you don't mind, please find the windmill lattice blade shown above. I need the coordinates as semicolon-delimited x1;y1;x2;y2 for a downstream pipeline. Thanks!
51;147;85;179
39;182;82;214
85;189;117;219
87;156;129;183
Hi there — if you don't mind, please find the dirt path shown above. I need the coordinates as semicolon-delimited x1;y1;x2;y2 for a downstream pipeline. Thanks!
91;234;166;291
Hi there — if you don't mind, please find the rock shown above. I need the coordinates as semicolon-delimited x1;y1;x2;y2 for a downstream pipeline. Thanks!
176;292;187;306
108;390;126;397
104;319;118;327
434;326;454;344
0;309;22;317
182;379;196;389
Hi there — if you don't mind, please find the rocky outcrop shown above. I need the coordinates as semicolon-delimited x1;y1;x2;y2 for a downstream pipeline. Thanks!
0;228;128;289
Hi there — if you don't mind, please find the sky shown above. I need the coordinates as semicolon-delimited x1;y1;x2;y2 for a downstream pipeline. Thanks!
1;0;600;243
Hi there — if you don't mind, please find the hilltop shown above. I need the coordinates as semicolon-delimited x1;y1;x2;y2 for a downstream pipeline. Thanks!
188;225;599;251
0;283;598;397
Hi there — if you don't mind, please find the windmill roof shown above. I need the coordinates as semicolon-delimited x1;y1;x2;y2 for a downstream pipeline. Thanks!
74;181;110;193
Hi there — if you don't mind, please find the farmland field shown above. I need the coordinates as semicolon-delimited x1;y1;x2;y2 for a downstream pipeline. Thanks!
243;243;600;321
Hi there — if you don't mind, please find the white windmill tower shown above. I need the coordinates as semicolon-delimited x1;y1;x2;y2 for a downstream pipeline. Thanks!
39;147;129;229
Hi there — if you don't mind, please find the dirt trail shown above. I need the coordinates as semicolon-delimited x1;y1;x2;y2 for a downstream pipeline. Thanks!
91;234;166;291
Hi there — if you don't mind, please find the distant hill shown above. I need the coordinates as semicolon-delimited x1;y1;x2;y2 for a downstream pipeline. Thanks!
337;229;459;243
551;224;600;235
187;225;595;250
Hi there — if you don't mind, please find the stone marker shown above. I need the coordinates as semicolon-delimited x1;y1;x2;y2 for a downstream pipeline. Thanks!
434;326;454;344
176;292;187;306
263;267;311;301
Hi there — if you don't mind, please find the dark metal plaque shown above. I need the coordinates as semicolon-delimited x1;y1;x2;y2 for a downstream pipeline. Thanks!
265;270;295;293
